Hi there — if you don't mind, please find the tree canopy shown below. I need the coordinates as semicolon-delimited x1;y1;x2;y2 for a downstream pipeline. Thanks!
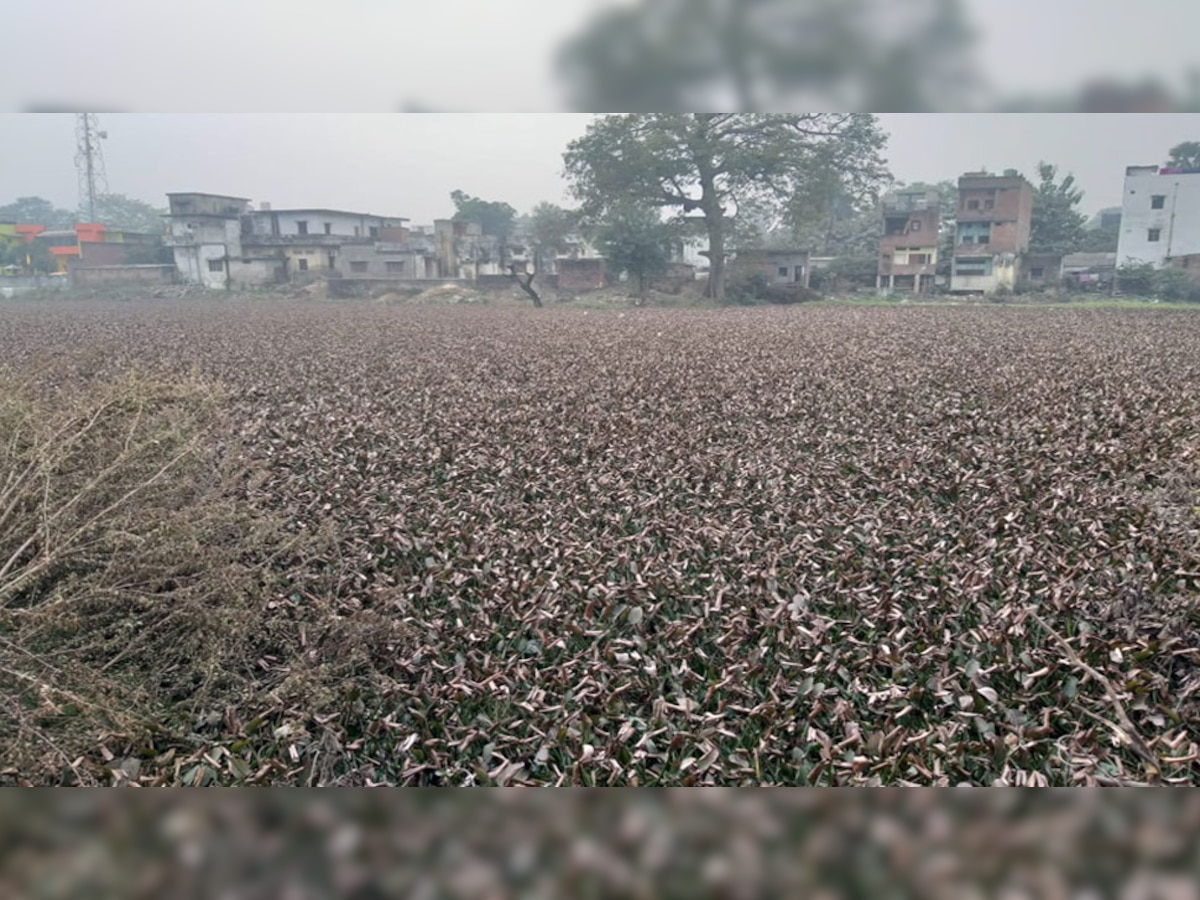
1167;141;1200;169
450;190;517;239
564;113;888;301
1029;162;1087;255
0;196;75;228
88;193;167;233
524;202;579;273
593;203;677;298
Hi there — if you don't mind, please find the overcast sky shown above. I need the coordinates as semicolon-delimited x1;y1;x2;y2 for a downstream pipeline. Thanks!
2;0;1199;112
2;114;1198;224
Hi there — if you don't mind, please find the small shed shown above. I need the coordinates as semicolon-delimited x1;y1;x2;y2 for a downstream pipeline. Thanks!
730;248;811;287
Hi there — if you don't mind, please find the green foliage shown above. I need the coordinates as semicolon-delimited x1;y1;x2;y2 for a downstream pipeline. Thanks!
1167;141;1200;169
594;204;675;296
564;113;889;301
450;190;517;239
1078;226;1119;254
0;196;74;228
1;241;54;274
1151;267;1200;303
809;253;879;293
525;203;579;273
1116;262;1200;302
1029;162;1088;255
1116;262;1156;295
87;193;167;234
724;270;771;304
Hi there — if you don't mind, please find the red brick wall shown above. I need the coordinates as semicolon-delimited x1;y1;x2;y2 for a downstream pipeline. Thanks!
879;208;939;251
957;176;1034;253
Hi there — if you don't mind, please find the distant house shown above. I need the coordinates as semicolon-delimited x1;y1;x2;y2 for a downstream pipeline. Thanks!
1116;165;1200;267
730;248;810;288
1062;252;1117;286
166;192;421;288
877;189;940;295
949;172;1035;294
1022;252;1064;285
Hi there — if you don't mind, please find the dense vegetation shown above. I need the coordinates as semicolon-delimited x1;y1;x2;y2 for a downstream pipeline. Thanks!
1;300;1198;786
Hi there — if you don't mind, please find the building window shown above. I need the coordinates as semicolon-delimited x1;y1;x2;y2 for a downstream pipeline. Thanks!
1148;228;1162;242
298;258;309;271
297;220;309;235
778;266;790;277
327;253;336;268
369;226;380;239
967;199;980;210
910;254;929;265
350;261;369;273
1151;195;1167;210
1030;267;1045;278
984;200;994;210
207;259;224;273
910;220;921;232
324;222;333;234
386;260;406;273
954;257;992;276
354;226;361;237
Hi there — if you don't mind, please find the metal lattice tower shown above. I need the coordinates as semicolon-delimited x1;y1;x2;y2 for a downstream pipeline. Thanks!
74;114;109;222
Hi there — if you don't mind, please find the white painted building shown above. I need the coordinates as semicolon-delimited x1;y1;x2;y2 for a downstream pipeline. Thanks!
1116;165;1200;267
166;193;412;288
165;193;253;290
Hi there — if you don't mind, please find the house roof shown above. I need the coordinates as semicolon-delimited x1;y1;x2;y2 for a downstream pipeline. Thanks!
258;208;409;222
1062;252;1117;267
166;192;251;202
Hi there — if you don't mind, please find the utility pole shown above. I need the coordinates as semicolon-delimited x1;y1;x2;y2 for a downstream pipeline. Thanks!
74;114;109;222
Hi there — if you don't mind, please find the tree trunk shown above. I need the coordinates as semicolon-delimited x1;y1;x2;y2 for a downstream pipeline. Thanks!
507;265;543;308
693;127;726;303
705;219;726;302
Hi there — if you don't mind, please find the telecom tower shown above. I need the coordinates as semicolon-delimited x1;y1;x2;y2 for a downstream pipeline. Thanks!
74;114;109;223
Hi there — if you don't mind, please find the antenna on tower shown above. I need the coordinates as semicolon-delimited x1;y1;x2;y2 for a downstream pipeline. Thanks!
75;114;109;223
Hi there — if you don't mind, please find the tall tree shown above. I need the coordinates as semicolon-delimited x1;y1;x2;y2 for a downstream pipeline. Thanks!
450;190;517;240
1167;141;1200;169
87;193;167;233
0;196;74;228
1029;162;1087;255
555;0;979;112
564;113;888;302
594;203;677;300
525;202;579;274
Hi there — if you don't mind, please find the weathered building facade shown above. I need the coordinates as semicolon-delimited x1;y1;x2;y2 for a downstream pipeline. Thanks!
877;189;940;295
949;172;1034;294
1116;165;1200;267
166;193;419;288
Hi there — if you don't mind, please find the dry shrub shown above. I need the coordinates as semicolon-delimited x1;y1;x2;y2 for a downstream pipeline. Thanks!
0;367;409;785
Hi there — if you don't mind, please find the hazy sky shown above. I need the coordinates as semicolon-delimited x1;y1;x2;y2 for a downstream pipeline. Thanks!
2;114;1198;224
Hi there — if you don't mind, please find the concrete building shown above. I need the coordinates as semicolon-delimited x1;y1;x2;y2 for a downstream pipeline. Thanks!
877;189;940;295
1116;165;1200;267
949;172;1034;294
166;193;416;289
166;193;255;289
1022;252;1064;286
